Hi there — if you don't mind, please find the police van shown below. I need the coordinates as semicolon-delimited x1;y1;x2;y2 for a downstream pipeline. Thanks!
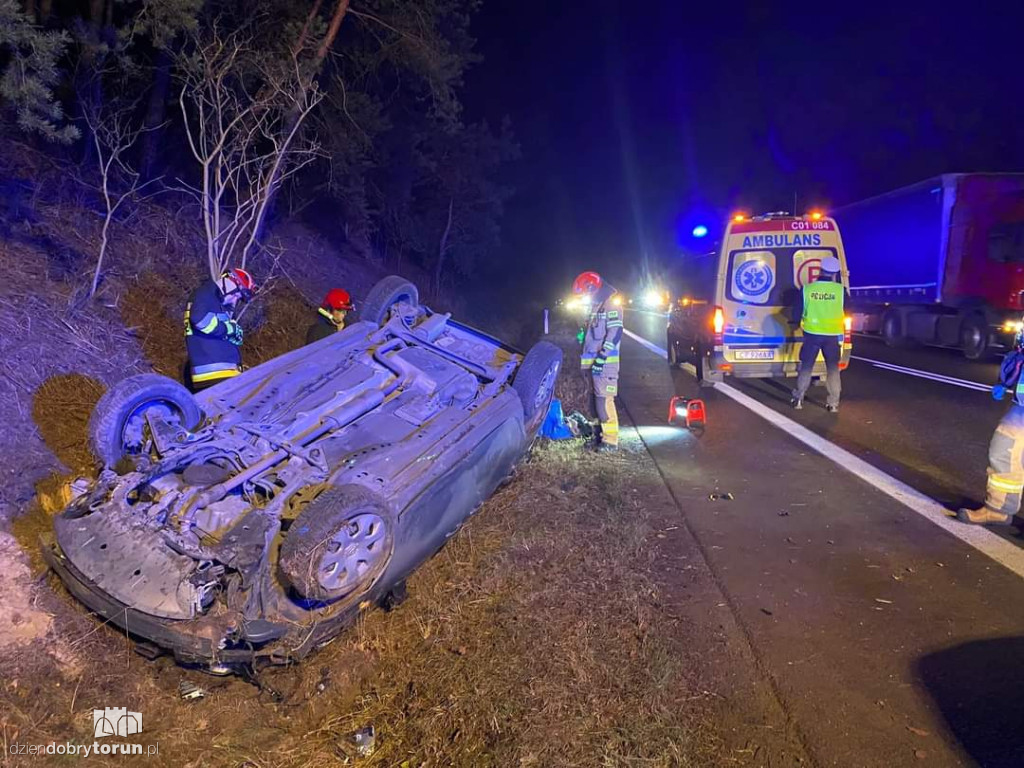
667;211;852;385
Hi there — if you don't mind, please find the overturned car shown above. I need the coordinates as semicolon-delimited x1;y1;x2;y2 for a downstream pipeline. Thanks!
43;276;561;672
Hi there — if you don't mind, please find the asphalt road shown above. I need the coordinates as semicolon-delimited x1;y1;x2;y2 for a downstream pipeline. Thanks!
630;309;1007;526
615;308;1024;767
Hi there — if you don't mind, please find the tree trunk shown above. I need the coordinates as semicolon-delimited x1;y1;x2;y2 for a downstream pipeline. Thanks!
140;50;172;179
435;197;454;296
252;0;350;249
293;0;324;56
91;217;111;297
39;0;52;22
22;0;37;22
315;0;351;68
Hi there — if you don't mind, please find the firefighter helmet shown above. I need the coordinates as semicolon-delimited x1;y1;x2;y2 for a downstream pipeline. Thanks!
572;271;603;296
322;288;354;311
220;267;255;302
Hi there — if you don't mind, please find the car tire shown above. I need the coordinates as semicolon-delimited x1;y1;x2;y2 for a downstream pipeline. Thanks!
694;345;714;387
358;275;419;326
280;485;395;602
667;336;679;367
513;340;563;430
89;374;203;468
960;312;991;360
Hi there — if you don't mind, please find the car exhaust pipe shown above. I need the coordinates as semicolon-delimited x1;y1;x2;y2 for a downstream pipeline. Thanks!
184;389;385;522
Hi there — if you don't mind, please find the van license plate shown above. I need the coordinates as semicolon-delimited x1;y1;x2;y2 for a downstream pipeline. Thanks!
734;349;775;361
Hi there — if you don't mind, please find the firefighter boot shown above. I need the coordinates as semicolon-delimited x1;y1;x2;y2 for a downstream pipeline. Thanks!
957;507;1013;526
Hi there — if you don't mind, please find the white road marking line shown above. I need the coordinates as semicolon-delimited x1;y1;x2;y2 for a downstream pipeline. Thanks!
851;356;991;393
622;328;1024;580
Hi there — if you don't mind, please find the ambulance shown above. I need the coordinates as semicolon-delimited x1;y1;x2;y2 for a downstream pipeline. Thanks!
667;211;852;385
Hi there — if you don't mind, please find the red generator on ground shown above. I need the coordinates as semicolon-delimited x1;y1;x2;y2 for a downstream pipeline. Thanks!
668;397;706;429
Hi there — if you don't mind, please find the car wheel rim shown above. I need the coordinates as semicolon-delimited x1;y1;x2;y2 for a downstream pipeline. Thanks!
534;362;560;410
121;399;183;455
317;512;388;594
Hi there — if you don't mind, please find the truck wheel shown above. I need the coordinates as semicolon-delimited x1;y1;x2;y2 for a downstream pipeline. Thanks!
513;341;563;430
280;485;395;602
667;336;679;367
358;276;419;326
89;374;203;468
960;313;991;360
882;310;908;348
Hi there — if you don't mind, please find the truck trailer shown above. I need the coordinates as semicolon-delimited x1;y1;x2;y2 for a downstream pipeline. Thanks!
833;174;1024;359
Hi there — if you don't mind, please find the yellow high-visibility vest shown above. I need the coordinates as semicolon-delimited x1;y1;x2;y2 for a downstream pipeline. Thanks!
801;281;844;335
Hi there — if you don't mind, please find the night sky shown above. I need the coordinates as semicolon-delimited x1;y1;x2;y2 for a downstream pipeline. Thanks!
464;0;1024;296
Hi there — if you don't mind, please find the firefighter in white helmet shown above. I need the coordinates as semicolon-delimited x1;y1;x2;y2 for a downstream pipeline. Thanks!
572;271;623;452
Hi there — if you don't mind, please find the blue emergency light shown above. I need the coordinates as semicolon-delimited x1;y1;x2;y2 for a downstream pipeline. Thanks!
692;225;708;238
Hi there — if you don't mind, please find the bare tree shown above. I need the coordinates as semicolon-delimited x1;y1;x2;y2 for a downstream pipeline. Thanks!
81;101;161;297
176;29;324;280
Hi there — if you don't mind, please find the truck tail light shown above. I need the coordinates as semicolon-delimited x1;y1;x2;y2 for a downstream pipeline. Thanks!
843;315;852;344
712;306;724;343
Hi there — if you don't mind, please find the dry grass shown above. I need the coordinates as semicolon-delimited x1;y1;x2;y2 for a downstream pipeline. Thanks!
0;334;720;767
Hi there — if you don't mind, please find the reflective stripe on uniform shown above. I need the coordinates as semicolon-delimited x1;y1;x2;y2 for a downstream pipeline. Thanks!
191;368;240;383
988;474;1024;494
581;356;620;368
197;312;220;334
193;361;240;375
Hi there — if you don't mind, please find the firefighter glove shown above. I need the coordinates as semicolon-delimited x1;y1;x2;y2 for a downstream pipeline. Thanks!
227;320;244;346
993;384;1007;401
591;356;605;376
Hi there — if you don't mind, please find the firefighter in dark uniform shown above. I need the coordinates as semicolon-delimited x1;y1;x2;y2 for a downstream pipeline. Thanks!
184;268;255;391
306;288;354;344
573;271;623;452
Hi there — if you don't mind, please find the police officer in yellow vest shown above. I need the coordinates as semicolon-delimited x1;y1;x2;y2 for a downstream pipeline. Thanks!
958;327;1024;525
791;256;845;413
572;271;623;452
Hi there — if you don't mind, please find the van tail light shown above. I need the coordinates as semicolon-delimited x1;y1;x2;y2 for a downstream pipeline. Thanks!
712;306;724;343
843;315;852;345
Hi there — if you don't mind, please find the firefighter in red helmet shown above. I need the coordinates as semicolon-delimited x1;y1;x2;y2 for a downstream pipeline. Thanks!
306;288;355;344
573;271;623;451
184;267;255;391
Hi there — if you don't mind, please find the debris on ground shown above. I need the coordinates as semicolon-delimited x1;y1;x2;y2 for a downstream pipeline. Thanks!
352;726;376;756
178;680;206;701
709;492;735;501
565;410;596;438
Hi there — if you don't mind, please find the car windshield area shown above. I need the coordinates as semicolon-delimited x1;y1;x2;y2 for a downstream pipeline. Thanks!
726;248;839;306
